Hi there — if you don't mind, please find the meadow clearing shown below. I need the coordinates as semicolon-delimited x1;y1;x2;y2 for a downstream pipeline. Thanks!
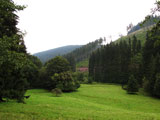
0;84;160;120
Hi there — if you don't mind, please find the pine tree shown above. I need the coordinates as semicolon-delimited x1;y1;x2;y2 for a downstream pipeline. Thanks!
132;35;137;55
127;75;139;94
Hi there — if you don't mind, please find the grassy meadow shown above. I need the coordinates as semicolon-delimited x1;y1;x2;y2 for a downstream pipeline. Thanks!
0;84;160;120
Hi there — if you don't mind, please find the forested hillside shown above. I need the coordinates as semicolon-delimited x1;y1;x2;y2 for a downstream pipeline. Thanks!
89;16;160;97
64;38;104;71
34;45;82;63
127;15;160;34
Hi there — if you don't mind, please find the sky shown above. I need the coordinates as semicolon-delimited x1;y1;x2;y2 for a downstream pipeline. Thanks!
13;0;155;54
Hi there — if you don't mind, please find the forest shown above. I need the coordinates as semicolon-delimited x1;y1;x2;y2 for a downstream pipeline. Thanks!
1;0;160;120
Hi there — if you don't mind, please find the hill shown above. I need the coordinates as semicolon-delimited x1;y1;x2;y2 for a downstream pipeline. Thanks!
115;25;154;46
127;15;160;34
75;26;152;70
64;38;103;63
0;84;160;120
63;38;103;71
34;45;82;63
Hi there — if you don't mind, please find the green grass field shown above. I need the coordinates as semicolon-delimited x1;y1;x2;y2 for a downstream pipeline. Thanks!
0;84;160;120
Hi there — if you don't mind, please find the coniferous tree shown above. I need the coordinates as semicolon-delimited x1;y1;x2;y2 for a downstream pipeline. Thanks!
127;75;139;94
0;0;35;102
132;35;137;55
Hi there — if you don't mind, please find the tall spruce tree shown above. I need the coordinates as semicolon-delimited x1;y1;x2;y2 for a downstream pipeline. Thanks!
127;75;139;94
0;0;30;102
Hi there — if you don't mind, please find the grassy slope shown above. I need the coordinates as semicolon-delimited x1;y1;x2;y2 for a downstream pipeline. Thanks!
76;59;89;68
115;26;154;46
0;84;160;120
115;28;147;45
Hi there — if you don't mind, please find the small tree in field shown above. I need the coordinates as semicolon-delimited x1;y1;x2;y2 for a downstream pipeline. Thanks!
45;56;70;77
51;88;62;97
127;75;139;94
51;72;80;92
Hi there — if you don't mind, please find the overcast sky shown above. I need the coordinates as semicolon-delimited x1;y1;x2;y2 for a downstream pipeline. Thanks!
13;0;155;54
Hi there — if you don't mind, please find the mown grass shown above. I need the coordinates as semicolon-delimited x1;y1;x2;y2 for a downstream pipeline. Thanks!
0;84;160;120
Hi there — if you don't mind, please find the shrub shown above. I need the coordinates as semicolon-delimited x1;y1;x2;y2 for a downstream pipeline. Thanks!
127;75;139;94
88;76;93;84
45;56;70;77
51;72;80;92
51;88;62;97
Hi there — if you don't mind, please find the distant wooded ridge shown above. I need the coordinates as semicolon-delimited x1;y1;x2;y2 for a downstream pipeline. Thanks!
34;45;82;63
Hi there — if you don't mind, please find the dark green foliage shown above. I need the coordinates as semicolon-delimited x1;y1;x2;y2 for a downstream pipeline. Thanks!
88;76;93;84
89;36;142;85
64;38;103;63
142;20;160;97
24;55;43;88
64;54;76;72
38;67;49;89
0;0;30;102
22;61;39;89
0;51;29;102
51;88;62;97
129;53;143;86
127;75;139;94
74;72;84;83
72;72;89;84
44;56;80;91
51;72;80;92
0;0;25;37
132;35;137;55
45;56;70;77
154;73;160;97
27;55;42;69
143;77;150;94
64;38;104;71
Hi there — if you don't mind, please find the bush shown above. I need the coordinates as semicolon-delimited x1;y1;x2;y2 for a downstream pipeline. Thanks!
0;52;29;102
51;88;62;97
51;72;80;92
72;72;89;84
127;75;139;94
45;56;70;77
88;76;93;84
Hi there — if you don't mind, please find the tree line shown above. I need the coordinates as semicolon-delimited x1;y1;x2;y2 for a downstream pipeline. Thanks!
89;20;160;97
64;38;104;71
